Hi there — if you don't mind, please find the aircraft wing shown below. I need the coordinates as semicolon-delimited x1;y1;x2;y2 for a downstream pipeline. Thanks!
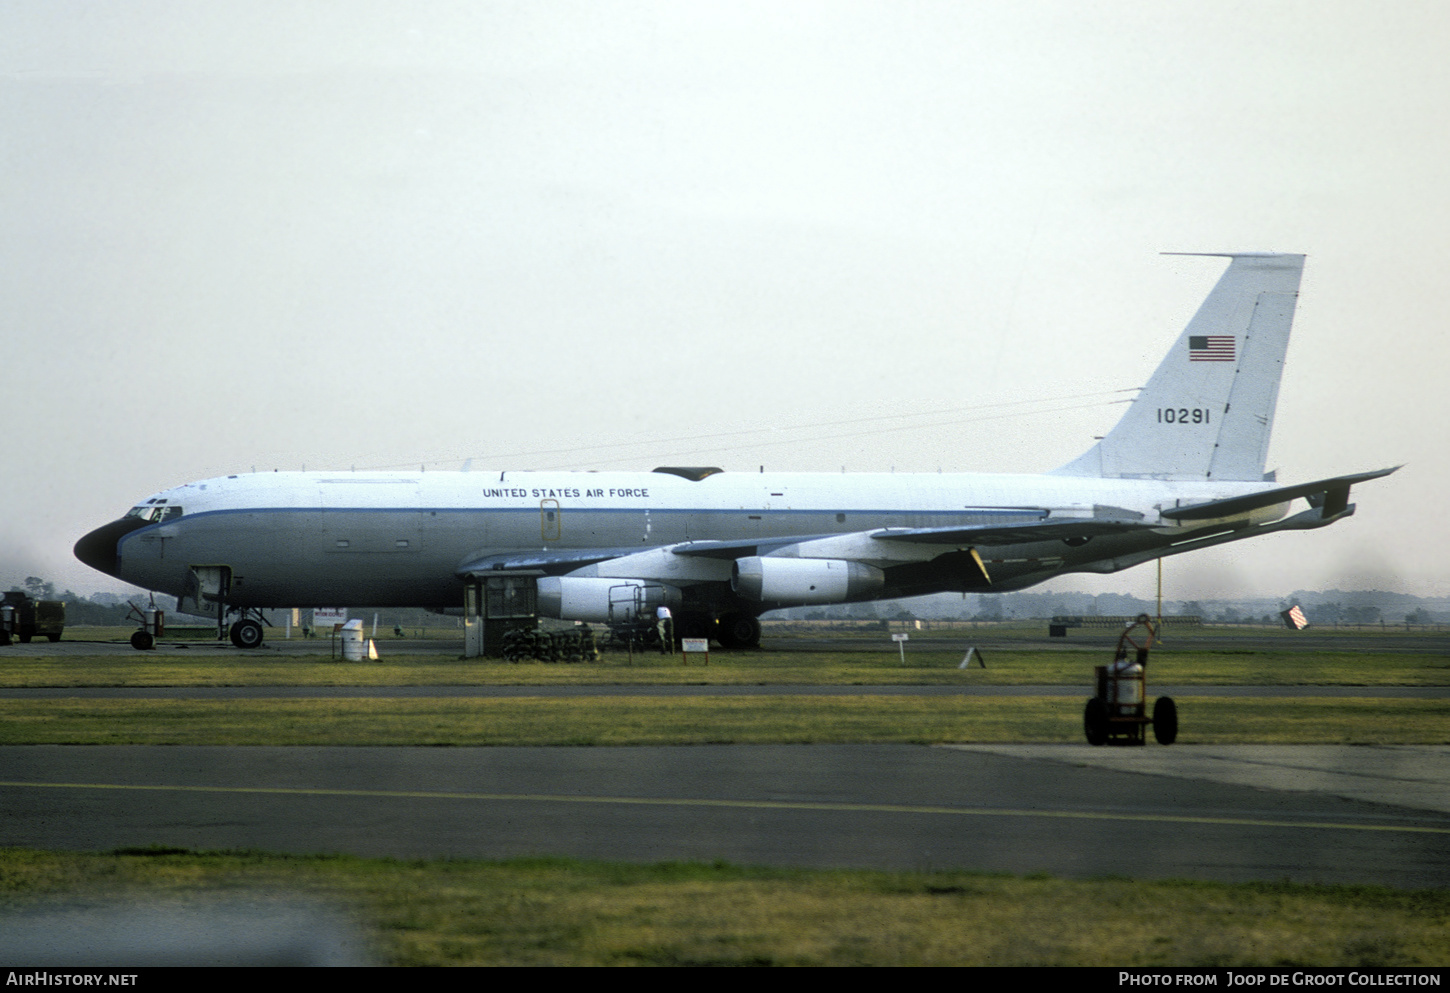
456;517;1158;580
456;547;642;576
452;468;1391;582
670;535;846;559
1159;467;1399;522
869;519;1156;545
457;537;848;575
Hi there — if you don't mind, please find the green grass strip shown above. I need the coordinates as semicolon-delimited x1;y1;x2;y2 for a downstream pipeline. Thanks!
1;848;1446;966
3;647;1447;687
1;695;1445;745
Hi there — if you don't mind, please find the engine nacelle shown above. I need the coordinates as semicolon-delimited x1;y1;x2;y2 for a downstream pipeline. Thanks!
536;576;681;623
731;557;884;605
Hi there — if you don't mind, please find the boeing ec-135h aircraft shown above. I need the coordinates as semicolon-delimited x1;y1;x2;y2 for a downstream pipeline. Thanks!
76;253;1395;649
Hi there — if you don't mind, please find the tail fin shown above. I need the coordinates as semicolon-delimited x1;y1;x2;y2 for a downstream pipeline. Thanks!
1053;252;1305;481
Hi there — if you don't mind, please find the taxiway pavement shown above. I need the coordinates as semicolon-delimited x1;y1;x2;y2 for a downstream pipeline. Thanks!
2;743;1446;888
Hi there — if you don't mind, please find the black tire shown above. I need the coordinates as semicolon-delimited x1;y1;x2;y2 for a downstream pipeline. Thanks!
47;633;61;643
18;633;32;644
1152;696;1178;745
717;613;762;649
130;630;154;651
1084;697;1109;746
230;619;264;649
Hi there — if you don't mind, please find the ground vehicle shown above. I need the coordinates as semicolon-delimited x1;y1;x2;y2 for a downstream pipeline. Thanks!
1083;614;1177;746
0;592;65;644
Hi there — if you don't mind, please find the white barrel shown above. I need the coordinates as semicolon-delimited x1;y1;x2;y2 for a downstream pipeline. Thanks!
340;620;365;661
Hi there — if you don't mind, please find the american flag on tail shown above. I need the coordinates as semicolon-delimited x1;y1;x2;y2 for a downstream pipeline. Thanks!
1189;335;1235;362
1280;605;1308;630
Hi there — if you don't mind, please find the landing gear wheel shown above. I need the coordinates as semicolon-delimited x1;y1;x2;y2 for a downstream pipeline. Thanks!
1152;696;1178;745
1083;697;1108;746
717;613;761;649
130;630;154;651
230;619;264;649
47;633;61;642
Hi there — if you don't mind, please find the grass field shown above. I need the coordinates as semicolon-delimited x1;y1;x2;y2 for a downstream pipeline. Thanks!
3;628;1445;746
1;694;1446;746
1;848;1447;967
2;625;1447;966
3;650;1444;687
6;625;1450;690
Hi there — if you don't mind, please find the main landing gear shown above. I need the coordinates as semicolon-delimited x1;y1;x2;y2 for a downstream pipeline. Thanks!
716;612;762;649
665;612;763;649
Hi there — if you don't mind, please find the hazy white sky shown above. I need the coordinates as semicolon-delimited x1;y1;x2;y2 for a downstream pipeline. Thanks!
3;1;1446;602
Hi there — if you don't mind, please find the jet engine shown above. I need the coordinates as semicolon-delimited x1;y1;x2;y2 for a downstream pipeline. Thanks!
731;557;884;605
536;576;681;623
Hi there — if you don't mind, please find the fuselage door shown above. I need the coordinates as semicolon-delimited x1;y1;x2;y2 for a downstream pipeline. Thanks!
541;499;562;541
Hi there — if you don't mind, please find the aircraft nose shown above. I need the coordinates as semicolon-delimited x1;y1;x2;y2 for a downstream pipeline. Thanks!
74;518;150;577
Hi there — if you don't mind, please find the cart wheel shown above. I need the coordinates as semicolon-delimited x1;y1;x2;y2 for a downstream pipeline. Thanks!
1152;696;1178;745
1084;697;1109;746
130;630;154;651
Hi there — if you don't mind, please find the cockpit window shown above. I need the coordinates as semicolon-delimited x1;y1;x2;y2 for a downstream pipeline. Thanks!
125;505;183;523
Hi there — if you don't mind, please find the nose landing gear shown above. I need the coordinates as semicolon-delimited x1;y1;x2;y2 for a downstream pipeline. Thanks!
214;599;269;649
229;617;266;649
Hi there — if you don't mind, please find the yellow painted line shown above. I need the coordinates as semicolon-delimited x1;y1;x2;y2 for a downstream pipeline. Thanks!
1;780;1447;835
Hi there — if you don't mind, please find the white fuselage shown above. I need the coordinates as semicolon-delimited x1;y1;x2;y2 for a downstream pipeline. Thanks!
101;468;1279;611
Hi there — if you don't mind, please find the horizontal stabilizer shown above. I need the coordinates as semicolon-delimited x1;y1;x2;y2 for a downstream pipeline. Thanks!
1158;467;1399;522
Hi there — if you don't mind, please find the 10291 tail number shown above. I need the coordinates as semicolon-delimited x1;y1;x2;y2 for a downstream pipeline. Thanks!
1158;407;1211;424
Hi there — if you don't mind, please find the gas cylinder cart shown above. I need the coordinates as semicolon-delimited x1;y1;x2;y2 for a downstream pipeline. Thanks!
124;601;166;651
1083;614;1178;746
